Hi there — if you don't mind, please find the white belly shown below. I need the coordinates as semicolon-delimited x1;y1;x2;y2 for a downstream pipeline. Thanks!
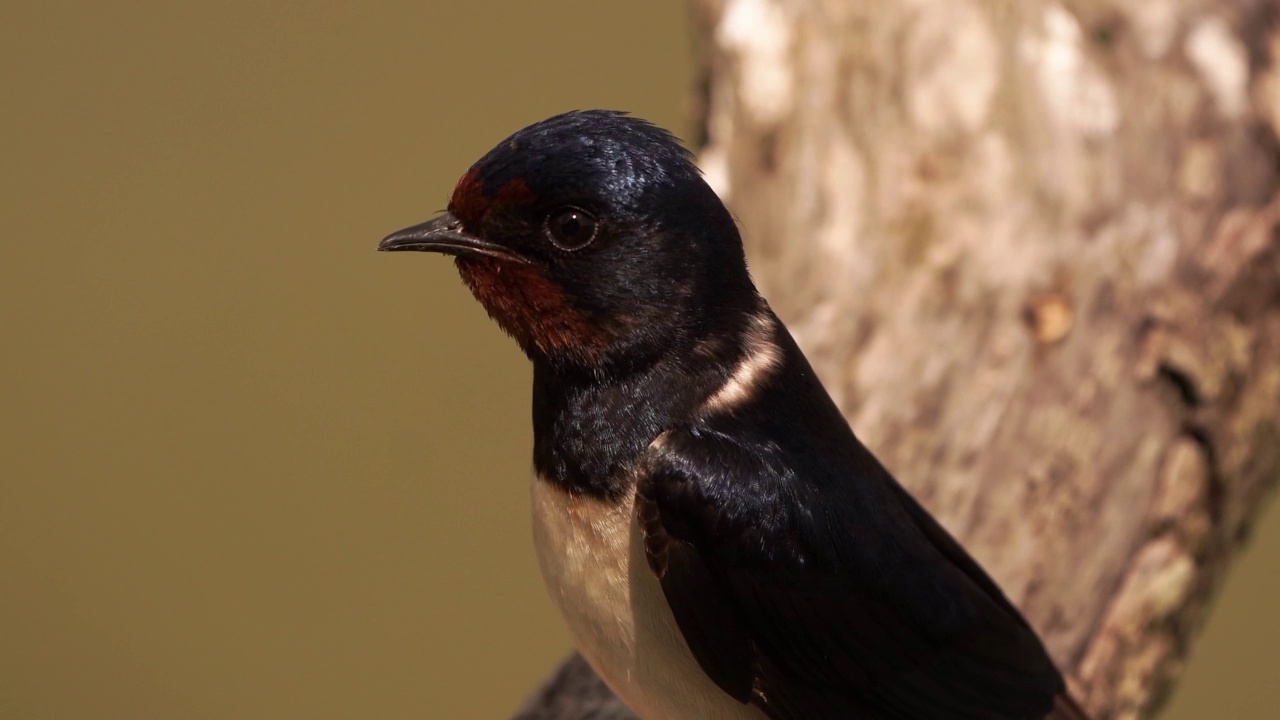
530;476;766;720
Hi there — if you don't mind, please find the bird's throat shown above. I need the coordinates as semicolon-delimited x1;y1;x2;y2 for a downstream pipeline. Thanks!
455;256;610;363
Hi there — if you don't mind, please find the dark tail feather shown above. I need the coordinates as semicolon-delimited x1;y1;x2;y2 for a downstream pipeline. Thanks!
1049;693;1092;720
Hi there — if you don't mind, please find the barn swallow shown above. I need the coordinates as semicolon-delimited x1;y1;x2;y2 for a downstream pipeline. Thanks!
380;110;1090;720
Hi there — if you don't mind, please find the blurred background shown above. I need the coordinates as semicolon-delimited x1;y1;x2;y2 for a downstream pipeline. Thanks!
1;2;1275;718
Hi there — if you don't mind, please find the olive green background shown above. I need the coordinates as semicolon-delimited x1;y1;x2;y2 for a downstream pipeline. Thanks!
1;2;1275;719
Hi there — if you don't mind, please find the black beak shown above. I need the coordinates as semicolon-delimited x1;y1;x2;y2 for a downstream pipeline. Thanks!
378;213;528;263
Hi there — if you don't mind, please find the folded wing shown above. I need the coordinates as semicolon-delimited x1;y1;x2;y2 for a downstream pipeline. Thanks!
636;426;1068;720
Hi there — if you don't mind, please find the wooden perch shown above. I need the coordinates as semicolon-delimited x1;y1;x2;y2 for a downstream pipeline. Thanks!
516;1;1280;718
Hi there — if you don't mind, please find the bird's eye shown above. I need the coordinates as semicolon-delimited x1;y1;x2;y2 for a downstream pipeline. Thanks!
544;207;598;251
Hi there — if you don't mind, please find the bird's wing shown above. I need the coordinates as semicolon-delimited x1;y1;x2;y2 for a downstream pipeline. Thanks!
636;426;1069;720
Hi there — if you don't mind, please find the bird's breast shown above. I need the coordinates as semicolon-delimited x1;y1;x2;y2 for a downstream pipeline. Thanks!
530;474;765;720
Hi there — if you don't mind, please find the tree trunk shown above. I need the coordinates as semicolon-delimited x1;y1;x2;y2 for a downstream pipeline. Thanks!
516;1;1280;718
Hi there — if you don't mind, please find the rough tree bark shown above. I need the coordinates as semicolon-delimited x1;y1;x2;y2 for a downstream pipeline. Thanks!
515;1;1280;719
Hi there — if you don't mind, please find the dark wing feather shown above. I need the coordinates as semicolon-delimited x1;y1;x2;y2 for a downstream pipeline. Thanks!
637;426;1068;720
636;494;755;701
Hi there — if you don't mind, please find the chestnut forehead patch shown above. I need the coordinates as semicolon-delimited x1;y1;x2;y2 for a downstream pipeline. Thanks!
448;169;538;226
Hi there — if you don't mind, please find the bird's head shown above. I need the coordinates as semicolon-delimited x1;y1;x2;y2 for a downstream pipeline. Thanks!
379;110;760;375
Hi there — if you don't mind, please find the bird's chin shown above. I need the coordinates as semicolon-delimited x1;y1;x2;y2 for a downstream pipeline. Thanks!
452;254;488;270
453;253;515;279
452;256;614;366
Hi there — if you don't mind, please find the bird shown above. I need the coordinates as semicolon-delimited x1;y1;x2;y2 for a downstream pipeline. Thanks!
379;110;1090;720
